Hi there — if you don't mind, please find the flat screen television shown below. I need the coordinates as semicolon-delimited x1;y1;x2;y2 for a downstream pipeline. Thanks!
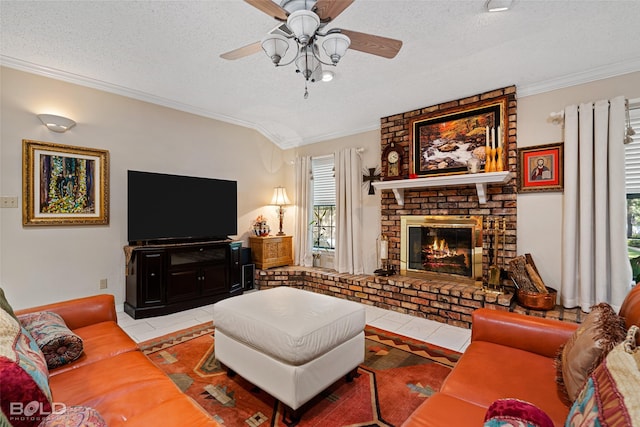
127;170;237;244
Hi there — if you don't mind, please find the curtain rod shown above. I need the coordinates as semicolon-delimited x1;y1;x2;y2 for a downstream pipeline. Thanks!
289;147;366;165
548;98;632;126
308;147;365;160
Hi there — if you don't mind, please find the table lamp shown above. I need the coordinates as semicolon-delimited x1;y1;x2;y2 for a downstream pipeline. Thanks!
271;186;291;236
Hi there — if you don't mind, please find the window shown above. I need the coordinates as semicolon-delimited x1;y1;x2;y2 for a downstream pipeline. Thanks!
625;99;640;280
312;156;336;250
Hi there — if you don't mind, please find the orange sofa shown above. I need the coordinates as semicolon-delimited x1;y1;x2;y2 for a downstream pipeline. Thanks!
402;284;640;427
15;294;218;427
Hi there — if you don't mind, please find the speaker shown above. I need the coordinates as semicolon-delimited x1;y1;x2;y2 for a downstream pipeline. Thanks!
240;247;252;265
242;263;255;290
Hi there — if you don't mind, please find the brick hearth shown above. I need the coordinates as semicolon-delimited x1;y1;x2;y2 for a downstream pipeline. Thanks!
256;267;584;329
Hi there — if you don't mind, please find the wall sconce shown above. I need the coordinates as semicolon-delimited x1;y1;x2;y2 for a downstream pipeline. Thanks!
37;114;76;133
270;186;291;236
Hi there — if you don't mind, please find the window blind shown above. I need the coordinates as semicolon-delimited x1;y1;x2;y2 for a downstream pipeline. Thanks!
312;156;335;205
625;103;640;195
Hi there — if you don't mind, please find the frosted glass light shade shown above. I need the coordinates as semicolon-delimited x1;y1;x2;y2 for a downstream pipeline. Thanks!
261;34;290;64
322;33;350;64
286;10;320;45
271;187;291;206
37;114;76;132
295;48;320;81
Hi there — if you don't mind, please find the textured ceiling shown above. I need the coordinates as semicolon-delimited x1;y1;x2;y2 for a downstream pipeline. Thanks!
2;0;640;148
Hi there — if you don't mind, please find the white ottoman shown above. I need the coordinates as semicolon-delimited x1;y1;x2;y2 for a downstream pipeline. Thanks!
213;287;365;420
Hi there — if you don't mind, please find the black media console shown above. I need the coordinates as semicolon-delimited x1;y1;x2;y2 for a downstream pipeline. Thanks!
124;240;242;319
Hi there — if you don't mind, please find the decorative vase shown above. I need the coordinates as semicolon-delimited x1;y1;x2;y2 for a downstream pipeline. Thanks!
467;157;481;173
254;221;270;236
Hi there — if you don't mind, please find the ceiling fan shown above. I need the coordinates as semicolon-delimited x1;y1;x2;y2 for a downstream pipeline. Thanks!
220;0;403;96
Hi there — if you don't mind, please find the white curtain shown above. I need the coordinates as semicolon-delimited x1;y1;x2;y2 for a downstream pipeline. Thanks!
334;148;364;274
293;156;313;267
561;95;633;311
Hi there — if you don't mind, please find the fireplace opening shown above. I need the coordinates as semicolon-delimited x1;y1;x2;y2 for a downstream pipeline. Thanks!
408;227;472;276
401;216;483;285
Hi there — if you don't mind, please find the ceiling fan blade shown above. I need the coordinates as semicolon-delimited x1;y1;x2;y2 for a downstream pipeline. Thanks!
244;0;288;21
314;0;354;22
339;29;402;59
220;41;263;60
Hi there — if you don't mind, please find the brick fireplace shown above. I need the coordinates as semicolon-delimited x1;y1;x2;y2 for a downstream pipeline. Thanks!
255;86;541;329
381;86;518;282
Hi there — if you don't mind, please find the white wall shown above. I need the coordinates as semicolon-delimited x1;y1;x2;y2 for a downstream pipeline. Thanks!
0;67;291;309
517;71;640;290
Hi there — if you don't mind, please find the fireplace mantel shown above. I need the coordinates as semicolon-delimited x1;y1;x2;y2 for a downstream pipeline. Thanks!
372;171;512;205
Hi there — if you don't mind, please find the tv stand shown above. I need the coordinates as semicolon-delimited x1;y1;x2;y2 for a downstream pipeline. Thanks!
127;236;231;246
124;240;242;319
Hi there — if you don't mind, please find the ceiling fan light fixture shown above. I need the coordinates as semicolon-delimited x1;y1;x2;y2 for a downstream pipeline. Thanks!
261;34;290;64
485;0;513;12
322;33;350;64
295;47;321;81
286;9;320;45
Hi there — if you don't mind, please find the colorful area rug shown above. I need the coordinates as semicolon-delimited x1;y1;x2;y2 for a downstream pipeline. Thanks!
139;323;460;427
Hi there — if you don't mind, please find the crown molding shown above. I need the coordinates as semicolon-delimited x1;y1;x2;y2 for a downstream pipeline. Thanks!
277;122;381;149
3;54;640;148
517;57;640;98
0;55;283;145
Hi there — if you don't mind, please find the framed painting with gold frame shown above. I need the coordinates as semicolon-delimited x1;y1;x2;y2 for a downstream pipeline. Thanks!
410;96;508;177
23;139;110;225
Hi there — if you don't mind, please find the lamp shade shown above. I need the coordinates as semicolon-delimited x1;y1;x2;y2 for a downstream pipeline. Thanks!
322;33;350;64
37;114;76;132
270;187;291;206
261;34;290;64
286;9;320;45
295;47;321;81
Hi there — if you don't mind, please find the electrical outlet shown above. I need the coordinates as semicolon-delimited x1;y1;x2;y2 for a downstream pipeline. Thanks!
99;279;108;289
0;197;18;208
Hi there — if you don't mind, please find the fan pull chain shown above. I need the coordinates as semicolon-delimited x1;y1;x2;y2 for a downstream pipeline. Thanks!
304;81;309;99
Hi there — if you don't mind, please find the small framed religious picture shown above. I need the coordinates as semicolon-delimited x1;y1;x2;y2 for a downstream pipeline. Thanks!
518;142;564;193
382;143;403;180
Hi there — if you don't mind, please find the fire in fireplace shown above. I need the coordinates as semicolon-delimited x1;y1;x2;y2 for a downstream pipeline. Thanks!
400;216;483;285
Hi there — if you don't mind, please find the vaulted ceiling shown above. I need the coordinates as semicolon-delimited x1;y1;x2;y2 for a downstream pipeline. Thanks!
2;0;640;149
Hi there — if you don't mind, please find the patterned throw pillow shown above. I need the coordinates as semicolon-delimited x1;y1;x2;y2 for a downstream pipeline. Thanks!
555;302;626;402
0;309;52;427
565;326;640;426
19;311;84;369
484;398;554;427
38;406;107;427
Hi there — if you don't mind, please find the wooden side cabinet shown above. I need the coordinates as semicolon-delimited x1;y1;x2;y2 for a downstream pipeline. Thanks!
249;235;293;269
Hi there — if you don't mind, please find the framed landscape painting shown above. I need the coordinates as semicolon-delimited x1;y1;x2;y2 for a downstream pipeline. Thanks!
518;142;564;193
410;96;508;177
23;140;109;225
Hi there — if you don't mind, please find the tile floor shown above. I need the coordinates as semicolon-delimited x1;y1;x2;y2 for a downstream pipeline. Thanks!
117;296;472;353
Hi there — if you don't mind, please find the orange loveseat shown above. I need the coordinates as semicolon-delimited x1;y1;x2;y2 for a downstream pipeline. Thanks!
15;294;218;426
402;284;640;427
